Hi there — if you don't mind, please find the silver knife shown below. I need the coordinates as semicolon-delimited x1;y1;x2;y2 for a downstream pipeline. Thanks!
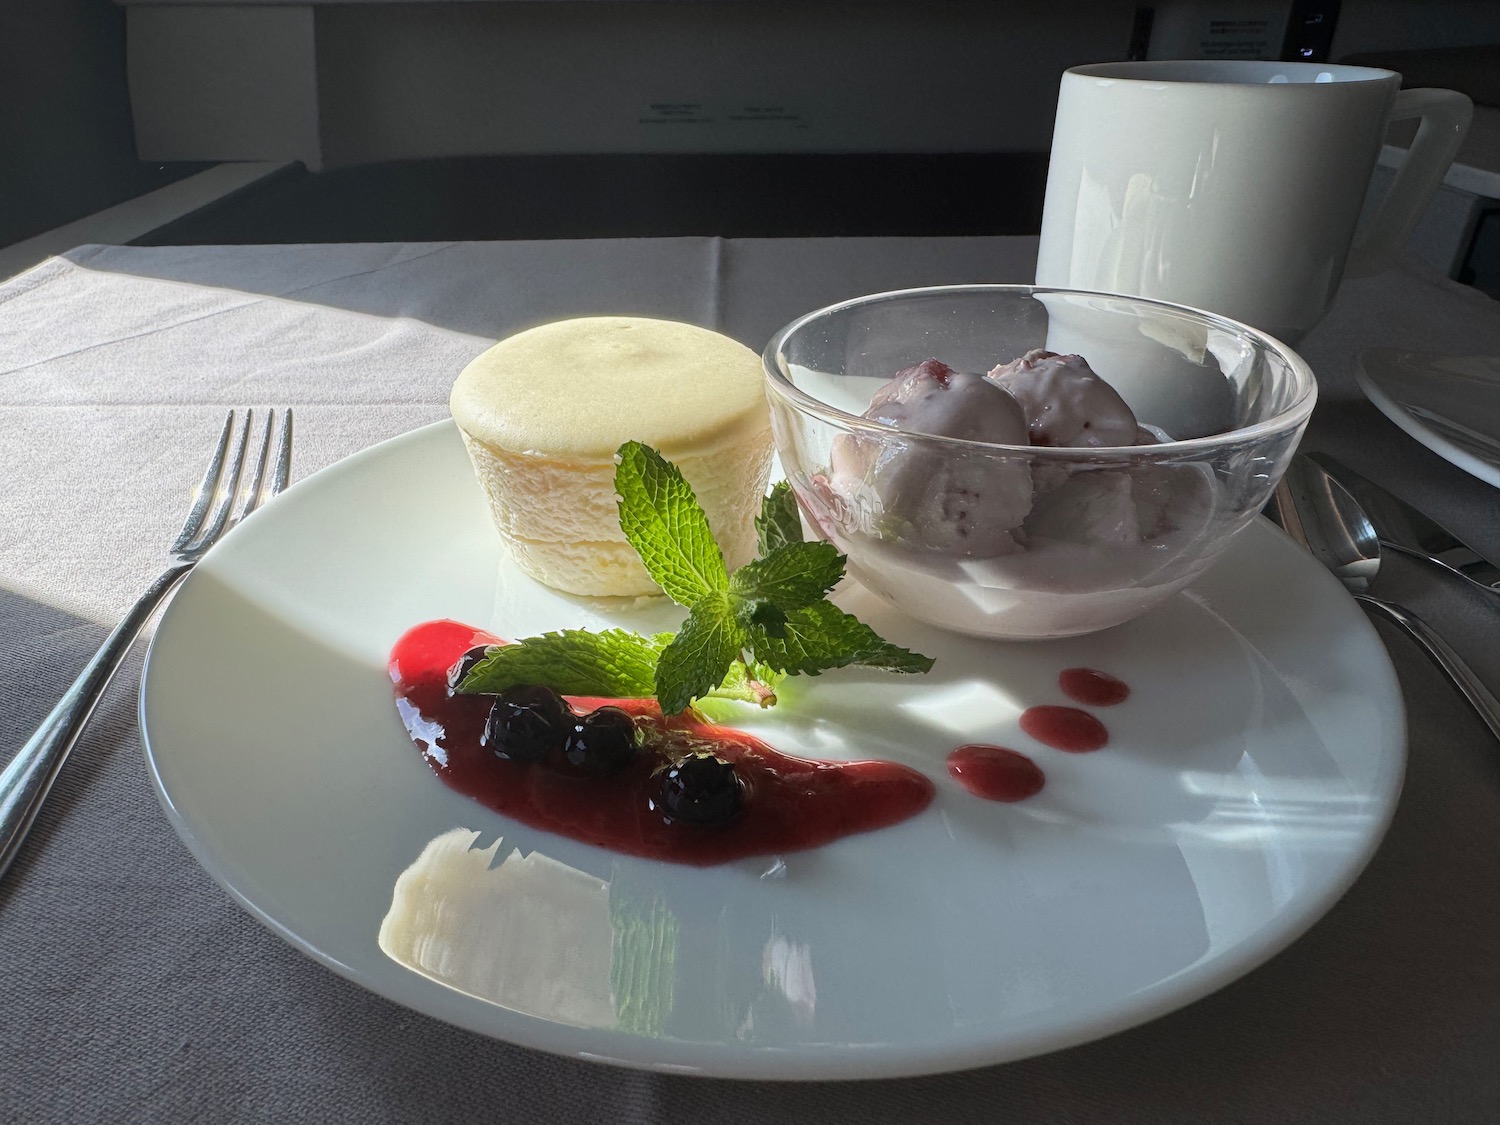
1308;453;1500;589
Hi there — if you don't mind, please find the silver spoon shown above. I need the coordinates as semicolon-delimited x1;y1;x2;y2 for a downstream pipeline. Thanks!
1268;456;1500;745
1307;452;1500;591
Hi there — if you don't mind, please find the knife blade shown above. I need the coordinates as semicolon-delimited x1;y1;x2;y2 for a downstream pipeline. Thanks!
1308;453;1500;588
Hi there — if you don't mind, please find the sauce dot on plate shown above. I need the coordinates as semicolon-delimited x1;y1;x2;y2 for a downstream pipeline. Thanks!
947;745;1045;802
1058;667;1130;707
1020;706;1109;753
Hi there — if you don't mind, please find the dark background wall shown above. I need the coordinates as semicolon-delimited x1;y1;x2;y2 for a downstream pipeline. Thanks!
0;0;203;248
3;1;1498;254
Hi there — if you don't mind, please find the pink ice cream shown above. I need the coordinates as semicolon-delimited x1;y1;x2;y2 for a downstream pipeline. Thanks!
825;351;1211;568
830;359;1032;556
986;349;1141;448
808;350;1219;638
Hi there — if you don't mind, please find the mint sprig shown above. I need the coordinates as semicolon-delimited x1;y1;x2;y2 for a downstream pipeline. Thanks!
618;442;931;712
456;443;933;715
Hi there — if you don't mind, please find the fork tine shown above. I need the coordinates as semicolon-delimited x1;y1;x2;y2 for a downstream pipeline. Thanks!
268;409;293;499
186;409;254;551
171;411;235;554
228;409;277;529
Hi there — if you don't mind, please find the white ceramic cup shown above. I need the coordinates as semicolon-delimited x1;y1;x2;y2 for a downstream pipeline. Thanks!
1036;61;1471;343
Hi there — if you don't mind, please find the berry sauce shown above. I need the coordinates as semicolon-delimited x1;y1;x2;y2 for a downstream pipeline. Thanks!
946;745;1045;802
1019;705;1109;753
389;620;935;867
1058;667;1130;707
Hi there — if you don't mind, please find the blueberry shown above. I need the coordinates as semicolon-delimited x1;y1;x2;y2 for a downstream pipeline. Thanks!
563;706;641;774
447;645;493;691
658;753;744;827
483;684;571;762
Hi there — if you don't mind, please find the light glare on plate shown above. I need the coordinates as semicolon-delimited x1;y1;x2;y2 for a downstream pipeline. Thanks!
899;680;1020;735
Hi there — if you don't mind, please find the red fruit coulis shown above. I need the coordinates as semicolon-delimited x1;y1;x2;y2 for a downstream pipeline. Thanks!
1019;705;1110;753
389;620;935;866
1059;667;1130;707
946;745;1046;802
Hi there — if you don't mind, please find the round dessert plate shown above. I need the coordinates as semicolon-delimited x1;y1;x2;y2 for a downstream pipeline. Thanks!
1354;348;1500;487
140;420;1405;1081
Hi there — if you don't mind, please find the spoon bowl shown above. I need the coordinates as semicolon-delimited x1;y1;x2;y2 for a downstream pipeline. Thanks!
1269;455;1500;745
1272;457;1382;594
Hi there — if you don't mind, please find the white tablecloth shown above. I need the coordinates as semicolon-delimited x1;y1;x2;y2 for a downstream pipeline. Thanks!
2;237;1498;1122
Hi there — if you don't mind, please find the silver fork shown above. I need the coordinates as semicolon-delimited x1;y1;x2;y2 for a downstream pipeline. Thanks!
0;409;293;880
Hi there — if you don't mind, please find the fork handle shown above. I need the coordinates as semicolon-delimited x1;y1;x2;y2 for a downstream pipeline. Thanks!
1358;595;1500;745
0;563;193;881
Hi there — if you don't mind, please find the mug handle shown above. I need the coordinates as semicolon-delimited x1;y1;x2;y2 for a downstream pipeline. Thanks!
1346;87;1472;277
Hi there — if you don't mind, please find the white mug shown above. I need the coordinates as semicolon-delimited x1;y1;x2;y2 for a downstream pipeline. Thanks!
1036;61;1471;343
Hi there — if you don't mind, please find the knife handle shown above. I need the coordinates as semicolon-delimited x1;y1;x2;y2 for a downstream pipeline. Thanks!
1358;595;1500;745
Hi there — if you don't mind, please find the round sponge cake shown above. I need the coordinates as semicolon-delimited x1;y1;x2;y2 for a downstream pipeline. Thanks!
451;316;773;596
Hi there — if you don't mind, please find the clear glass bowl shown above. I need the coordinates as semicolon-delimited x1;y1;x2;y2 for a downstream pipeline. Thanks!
762;285;1317;639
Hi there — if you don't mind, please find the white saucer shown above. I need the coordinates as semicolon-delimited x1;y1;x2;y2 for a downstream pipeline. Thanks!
1355;348;1500;486
139;420;1404;1080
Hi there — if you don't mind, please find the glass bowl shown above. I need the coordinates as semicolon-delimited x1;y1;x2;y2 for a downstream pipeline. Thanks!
761;285;1317;639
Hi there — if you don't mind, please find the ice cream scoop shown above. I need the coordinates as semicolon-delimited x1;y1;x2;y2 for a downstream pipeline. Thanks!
831;359;1033;556
987;349;1141;448
863;359;1030;444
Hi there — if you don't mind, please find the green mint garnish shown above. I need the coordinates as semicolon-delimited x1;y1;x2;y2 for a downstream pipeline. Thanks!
745;600;936;676
615;441;728;606
655;592;747;715
620;445;932;712
458;629;668;697
755;481;804;556
457;443;933;715
729;540;845;611
459;627;782;707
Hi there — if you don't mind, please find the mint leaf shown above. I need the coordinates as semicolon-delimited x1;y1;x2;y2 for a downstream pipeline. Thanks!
746;600;934;677
655;592;746;714
458;627;779;707
458;629;669;697
738;597;788;637
756;482;804;555
729;540;845;610
615;441;728;607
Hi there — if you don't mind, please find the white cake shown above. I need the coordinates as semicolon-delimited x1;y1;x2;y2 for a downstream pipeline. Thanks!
450;316;773;596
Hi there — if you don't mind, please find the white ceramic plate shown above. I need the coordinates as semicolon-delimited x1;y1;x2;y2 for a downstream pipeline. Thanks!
1355;348;1500;487
140;421;1404;1081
